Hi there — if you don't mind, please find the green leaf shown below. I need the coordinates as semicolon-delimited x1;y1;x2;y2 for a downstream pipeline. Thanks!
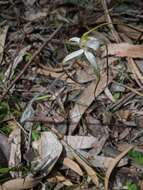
32;130;40;141
23;52;32;62
128;150;143;165
0;168;9;174
126;181;139;190
0;102;9;119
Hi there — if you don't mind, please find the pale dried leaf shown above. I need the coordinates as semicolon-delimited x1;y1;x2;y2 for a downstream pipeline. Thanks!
0;25;8;64
106;43;143;58
105;145;134;190
79;151;128;168
63;157;83;176
9;127;21;177
64;135;98;149
0;176;41;190
33;132;62;174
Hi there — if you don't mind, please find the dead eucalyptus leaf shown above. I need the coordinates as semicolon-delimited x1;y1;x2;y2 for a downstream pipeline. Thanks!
105;145;134;190
106;43;143;58
63;157;83;176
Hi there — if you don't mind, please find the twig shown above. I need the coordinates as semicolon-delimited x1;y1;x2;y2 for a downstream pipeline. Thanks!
0;24;63;101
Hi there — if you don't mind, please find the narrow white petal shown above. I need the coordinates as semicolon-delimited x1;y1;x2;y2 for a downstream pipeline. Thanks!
63;49;84;64
86;37;100;50
69;37;80;44
84;50;97;69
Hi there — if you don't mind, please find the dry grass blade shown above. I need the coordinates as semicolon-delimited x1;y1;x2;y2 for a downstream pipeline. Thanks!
104;145;134;190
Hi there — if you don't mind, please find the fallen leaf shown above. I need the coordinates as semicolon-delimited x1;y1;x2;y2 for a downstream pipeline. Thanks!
9;127;21;177
0;176;41;190
106;43;143;58
79;151;128;168
105;145;134;190
64;135;99;149
63;157;83;176
32;132;63;174
0;25;8;64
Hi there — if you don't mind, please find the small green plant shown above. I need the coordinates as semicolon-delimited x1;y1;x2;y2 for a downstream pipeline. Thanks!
0;102;9;120
126;181;139;190
23;52;32;62
128;150;143;165
32;130;40;141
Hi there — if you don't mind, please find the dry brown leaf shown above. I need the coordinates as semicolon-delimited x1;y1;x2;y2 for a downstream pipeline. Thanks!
0;177;41;190
106;43;143;58
69;71;113;134
63;157;83;176
104;145;134;190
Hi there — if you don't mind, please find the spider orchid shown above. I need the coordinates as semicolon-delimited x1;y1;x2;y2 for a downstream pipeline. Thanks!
63;36;100;70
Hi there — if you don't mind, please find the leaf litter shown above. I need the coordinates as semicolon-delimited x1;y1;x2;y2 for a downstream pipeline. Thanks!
0;0;143;189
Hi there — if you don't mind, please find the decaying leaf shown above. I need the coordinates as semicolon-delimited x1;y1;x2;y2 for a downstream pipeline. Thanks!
64;135;99;149
0;25;8;64
106;43;143;58
9;127;21;177
0;176;41;190
79;151;128;168
32;132;62;174
105;145;134;190
63;157;83;176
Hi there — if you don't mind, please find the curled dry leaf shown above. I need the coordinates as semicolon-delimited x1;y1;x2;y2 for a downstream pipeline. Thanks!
63;157;83;176
105;145;134;190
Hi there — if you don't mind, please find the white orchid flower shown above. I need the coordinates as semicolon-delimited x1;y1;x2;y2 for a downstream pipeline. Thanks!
63;36;100;69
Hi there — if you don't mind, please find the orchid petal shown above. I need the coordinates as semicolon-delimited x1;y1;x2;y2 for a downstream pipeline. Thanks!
63;49;84;64
86;37;100;51
69;37;80;45
84;50;98;69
